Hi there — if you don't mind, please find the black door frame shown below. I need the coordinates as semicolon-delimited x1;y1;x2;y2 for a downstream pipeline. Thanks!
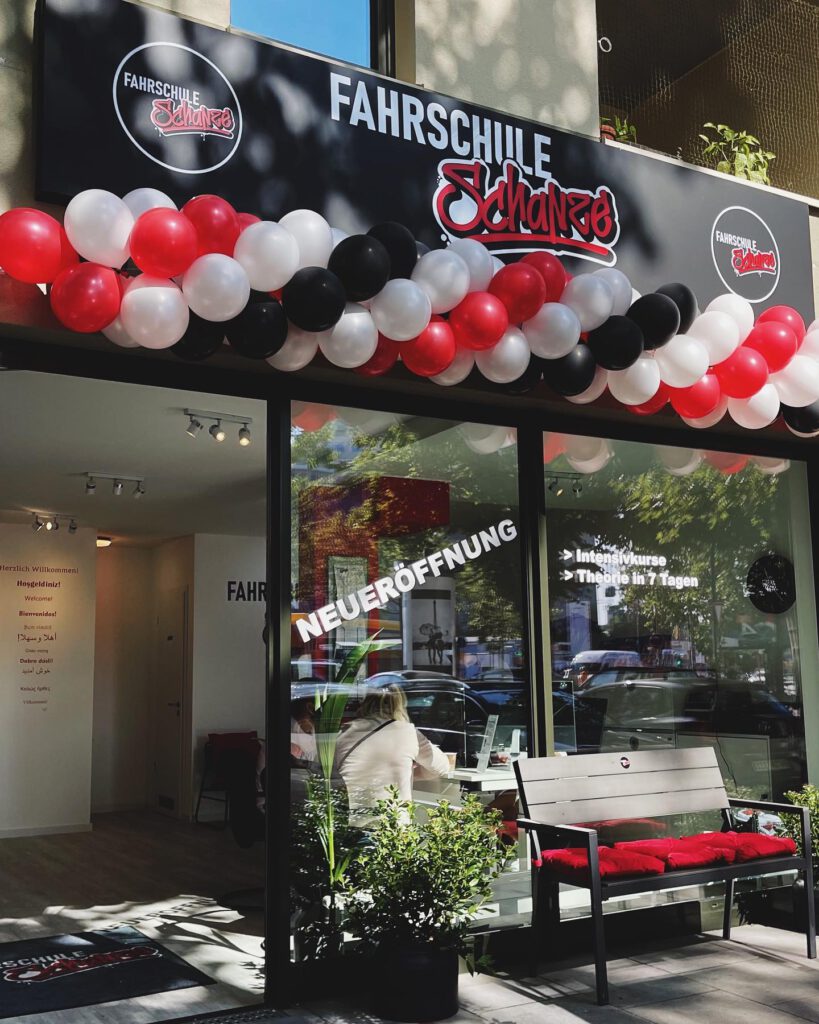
2;334;819;1011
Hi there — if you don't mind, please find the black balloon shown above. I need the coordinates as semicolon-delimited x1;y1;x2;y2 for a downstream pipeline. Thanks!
328;234;391;301
587;316;644;370
544;344;598;396
656;282;698;333
367;221;417;279
171;312;224;362
505;354;545;394
282;267;346;332
626;293;681;349
782;401;819;435
225;300;288;359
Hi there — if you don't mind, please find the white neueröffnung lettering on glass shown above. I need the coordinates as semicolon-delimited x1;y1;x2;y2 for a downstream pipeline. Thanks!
296;519;518;643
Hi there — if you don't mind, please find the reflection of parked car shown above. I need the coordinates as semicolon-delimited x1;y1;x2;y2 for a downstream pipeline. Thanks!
563;650;641;690
365;670;527;766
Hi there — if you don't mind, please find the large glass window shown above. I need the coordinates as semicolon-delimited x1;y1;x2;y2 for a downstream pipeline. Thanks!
545;433;813;802
289;403;529;960
232;0;372;68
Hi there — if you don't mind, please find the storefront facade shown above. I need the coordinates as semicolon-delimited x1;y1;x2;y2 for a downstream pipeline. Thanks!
2;0;819;1015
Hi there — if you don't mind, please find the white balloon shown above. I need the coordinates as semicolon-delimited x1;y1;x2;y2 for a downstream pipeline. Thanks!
491;256;505;276
770;354;819;407
799;330;819;361
681;397;729;429
808;319;819;335
318;303;378;368
448;238;494;292
122;187;177;219
565;365;609;405
119;276;189;349
787;424;819;439
523;302;581;359
64;189;134;268
727;383;780;429
657;446;702;476
475;327;531;383
608;355;660;405
561;275;614;331
459;423;509;454
752;455;790;475
279;209;333;269
370;278;431;341
411;249;470;314
338;408;400;434
432;346;475;386
594;268;632;315
631;289;642;305
655;334;709;388
267;325;322;371
566;437;612;474
182;254;250;322
687;310;740;365
102;316;140;349
706;293;754;342
233;220;299;291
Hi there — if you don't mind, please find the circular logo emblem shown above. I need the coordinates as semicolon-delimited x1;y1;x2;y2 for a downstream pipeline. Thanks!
746;554;796;614
113;42;242;175
619;756;631;769
710;206;780;303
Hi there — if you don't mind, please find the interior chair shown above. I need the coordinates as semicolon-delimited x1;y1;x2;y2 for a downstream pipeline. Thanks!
194;730;259;825
219;746;266;912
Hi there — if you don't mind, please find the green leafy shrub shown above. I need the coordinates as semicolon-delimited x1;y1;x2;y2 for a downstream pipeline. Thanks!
343;789;510;958
699;123;776;185
781;784;819;868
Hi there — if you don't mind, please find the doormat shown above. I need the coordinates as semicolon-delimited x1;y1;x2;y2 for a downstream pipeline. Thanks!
0;924;214;1018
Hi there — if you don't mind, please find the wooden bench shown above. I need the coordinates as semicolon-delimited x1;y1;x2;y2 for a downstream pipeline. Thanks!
514;747;816;1005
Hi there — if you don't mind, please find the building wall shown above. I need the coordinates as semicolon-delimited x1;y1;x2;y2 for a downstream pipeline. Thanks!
408;0;600;137
91;544;153;813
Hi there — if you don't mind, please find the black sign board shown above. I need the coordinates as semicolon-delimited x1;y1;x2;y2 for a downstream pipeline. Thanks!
35;0;815;319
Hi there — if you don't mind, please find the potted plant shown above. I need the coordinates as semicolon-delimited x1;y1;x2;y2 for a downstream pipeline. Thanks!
698;123;776;185
343;789;510;1022
601;116;637;144
780;784;819;928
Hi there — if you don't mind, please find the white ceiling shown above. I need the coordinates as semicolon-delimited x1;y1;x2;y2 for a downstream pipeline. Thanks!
0;372;266;543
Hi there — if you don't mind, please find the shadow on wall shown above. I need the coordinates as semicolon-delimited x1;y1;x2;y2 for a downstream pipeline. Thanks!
413;0;600;138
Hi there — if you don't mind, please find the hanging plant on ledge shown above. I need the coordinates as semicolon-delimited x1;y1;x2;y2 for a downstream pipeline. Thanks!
0;186;817;437
698;123;776;186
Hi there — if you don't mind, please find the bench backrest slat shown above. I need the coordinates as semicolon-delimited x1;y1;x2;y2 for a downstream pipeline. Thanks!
515;747;728;826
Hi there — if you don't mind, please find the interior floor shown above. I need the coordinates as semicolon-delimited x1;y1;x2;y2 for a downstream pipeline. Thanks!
0;811;266;1024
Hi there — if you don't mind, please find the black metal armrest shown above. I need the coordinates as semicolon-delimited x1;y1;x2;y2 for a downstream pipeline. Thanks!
517;817;598;849
728;797;808;816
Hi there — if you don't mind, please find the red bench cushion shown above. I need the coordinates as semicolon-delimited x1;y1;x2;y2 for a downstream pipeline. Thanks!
615;837;735;867
683;831;797;861
537;846;665;879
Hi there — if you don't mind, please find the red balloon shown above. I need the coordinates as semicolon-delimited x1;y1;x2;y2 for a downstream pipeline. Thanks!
488;263;547;323
743;321;798;373
182;195;241;256
630;382;671;416
292;402;335;431
129;208;198;278
401;316;456;377
669;373;722;419
0;208;64;284
50;263;121;333
355;333;401;377
521;251;567;302
449;292;509;350
58;227;79;273
543;433;566;464
713;347;768;399
757;305;806;343
703;450;748;475
237;212;261;231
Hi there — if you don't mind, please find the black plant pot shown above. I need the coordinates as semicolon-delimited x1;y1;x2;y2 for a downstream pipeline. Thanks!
791;878;819;931
373;945;459;1022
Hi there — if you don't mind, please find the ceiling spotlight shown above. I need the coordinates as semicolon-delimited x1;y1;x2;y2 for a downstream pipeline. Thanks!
32;516;44;533
45;517;59;531
68;519;78;534
238;423;251;447
573;480;583;497
133;481;146;499
96;536;113;548
113;479;123;496
86;477;96;496
209;421;226;443
186;416;203;438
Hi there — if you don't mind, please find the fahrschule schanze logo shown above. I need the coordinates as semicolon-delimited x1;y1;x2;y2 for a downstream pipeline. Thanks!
113;42;242;175
710;205;781;303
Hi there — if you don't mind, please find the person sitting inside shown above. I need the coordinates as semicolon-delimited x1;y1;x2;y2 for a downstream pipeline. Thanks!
334;684;449;825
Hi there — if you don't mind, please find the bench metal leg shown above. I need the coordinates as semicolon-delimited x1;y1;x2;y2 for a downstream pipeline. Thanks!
723;877;734;939
589;842;609;1005
805;866;816;959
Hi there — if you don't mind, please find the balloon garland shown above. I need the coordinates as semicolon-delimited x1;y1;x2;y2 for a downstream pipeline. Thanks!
1;189;819;438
